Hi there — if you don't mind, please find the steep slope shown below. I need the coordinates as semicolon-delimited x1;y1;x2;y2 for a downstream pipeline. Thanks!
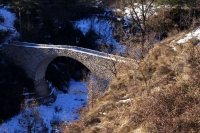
66;28;200;133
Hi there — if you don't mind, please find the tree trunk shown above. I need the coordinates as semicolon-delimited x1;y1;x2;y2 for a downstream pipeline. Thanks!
19;8;22;40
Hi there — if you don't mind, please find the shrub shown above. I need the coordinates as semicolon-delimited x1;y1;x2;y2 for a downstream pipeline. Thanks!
18;100;48;132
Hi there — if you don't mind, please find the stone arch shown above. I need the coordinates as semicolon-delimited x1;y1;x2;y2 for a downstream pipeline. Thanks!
34;56;92;82
45;56;90;91
34;57;56;83
34;55;91;97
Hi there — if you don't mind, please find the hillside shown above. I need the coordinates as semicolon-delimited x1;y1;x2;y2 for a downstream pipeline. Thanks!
66;29;200;133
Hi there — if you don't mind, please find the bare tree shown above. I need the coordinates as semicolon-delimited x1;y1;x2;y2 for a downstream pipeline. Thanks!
86;74;109;110
114;0;155;58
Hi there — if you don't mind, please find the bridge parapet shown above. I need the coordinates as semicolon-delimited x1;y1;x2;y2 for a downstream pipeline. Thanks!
10;42;131;61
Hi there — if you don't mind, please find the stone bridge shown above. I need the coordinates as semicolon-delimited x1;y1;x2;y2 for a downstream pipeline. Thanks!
2;42;132;97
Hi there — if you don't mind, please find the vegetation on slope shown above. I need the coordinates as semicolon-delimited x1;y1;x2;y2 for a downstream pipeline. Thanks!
66;32;200;132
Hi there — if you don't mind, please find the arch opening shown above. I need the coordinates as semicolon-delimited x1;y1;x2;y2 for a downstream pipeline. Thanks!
45;56;90;93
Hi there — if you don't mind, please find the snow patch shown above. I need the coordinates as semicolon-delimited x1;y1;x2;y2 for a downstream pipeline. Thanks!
0;8;15;31
74;18;125;54
119;98;132;103
0;7;19;43
177;28;200;44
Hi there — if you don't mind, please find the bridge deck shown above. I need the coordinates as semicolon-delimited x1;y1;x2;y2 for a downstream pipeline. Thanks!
7;42;132;62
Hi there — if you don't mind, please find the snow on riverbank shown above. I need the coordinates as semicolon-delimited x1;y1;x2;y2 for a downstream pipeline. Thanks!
0;80;88;133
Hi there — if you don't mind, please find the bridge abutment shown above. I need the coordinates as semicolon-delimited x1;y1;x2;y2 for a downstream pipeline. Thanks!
34;78;51;97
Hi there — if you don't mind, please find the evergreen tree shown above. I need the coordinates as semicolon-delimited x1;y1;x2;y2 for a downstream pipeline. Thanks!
156;0;199;30
11;0;40;39
156;0;196;6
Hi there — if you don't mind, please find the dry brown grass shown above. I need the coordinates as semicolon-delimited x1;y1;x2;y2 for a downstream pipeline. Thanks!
64;32;200;133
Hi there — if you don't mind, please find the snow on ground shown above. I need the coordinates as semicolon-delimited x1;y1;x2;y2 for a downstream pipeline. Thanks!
0;6;19;43
74;17;115;45
0;7;15;30
74;17;125;54
177;28;200;44
0;80;88;133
